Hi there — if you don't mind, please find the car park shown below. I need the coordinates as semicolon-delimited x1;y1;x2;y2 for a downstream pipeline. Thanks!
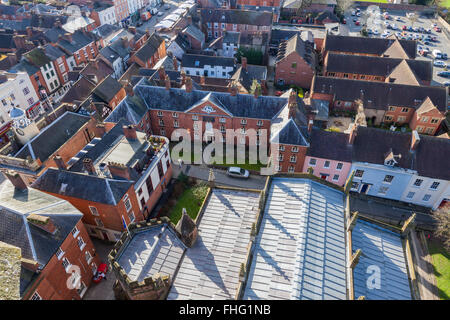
372;29;379;35
164;4;171;10
443;81;450;87
351;10;356;16
355;20;360;26
227;167;250;179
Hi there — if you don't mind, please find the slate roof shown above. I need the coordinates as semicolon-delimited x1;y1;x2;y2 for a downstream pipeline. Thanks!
0;180;82;293
324;34;417;59
352;220;412;300
93;24;121;39
271;118;310;146
243;178;347;300
312;76;447;112
14;112;91;162
132;33;164;63
182;54;235;69
117;224;185;282
9;60;39;76
231;64;267;91
0;19;30;31
276;34;316;67
307;128;352;162
56;30;96;54
200;8;272;26
223;31;240;44
31;15;68;29
0;33;15;49
352;126;450;180
79;59;114;83
168;189;260;300
92;75;123;103
43;44;65;60
60;77;96;106
62;16;95;34
135;83;289;119
43;27;66;43
183;25;205;43
105;95;148;125
325;53;432;83
32;168;133;205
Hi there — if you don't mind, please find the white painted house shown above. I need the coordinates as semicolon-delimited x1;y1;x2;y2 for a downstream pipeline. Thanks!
181;54;235;79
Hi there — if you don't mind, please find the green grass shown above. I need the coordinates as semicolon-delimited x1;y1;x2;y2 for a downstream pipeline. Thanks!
439;0;450;8
355;0;389;2
168;184;208;224
212;159;266;172
428;240;450;300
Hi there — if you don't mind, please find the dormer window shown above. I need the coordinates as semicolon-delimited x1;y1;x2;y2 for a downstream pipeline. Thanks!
173;112;178;118
157;111;163;117
241;119;247;125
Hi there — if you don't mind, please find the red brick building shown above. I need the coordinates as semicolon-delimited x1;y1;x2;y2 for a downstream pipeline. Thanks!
31;121;173;242
275;34;317;89
56;30;100;67
0;175;99;300
129;33;166;68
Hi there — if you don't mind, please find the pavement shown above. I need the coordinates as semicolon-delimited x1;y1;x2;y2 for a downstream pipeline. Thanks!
172;163;267;190
409;230;440;300
136;0;185;35
83;239;116;300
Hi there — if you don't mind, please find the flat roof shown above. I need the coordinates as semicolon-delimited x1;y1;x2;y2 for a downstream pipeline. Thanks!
97;131;147;168
116;224;185;282
243;178;347;300
168;189;260;300
352;220;412;300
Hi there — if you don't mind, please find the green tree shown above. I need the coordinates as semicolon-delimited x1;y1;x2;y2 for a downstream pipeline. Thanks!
236;48;263;65
249;79;262;96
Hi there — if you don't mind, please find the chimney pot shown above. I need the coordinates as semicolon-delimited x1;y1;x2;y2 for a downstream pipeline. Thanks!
241;56;247;71
165;74;171;90
307;119;313;132
107;162;131;180
348;124;358;145
200;76;206;85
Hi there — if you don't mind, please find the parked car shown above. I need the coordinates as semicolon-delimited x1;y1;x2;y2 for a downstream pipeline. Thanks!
227;167;250;179
92;263;108;284
433;49;442;59
164;4;170;10
402;25;407;30
434;26;441;32
434;60;447;68
372;29;379;35
355;20;360;26
437;71;450;78
395;16;401;21
157;11;163;16
342;18;347;24
443;81;450;87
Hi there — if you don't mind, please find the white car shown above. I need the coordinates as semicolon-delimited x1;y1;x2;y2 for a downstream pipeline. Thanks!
391;23;397;30
434;60;447;68
395;16;401;21
372;29;379;35
226;167;250;179
351;10;356;16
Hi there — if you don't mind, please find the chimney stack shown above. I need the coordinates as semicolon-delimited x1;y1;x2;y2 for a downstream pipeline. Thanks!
200;75;206;85
27;214;56;234
124;81;134;97
180;70;186;85
410;130;420;151
108;162;131;180
4;171;27;191
261;79;268;95
348;124;358;145
288;89;297;105
158;66;166;81
121;36;129;48
129;26;136;34
185;76;193;93
95;123;106;137
165;74;171;90
6;53;17;66
26;26;32;38
229;83;238;96
123;125;137;140
173;57;178;71
241;56;247;71
83;158;96;174
288;102;297;119
53;155;67;170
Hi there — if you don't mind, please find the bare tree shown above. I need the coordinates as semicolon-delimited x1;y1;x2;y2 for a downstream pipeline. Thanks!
433;207;450;251
336;0;354;14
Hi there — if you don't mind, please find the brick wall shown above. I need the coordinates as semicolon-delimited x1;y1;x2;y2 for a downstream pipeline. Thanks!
23;219;100;300
275;52;315;89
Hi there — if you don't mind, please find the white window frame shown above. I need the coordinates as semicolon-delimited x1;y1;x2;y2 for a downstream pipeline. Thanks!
71;226;80;238
309;158;316;166
56;247;64;260
89;206;99;216
77;236;86;251
31;292;42;300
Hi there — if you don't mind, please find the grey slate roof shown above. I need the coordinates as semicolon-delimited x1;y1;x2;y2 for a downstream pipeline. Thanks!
324;34;417;59
223;31;240;44
325;53;433;83
0;180;82;294
243;178;347;300
352;126;450;181
276;34;316;67
200;8;272;26
307;128;352;162
312;76;447;112
352;220;411;300
271;118;310;146
14;112;91;162
117;224;185;282
56;30;96;54
93;75;123;103
231;64;267;91
93;24;121;39
8;60;39;76
182;54;235;69
168;189;260;300
105;95;148;125
32;168;133;205
133;33;164;63
183;25;205;43
135;83;288;119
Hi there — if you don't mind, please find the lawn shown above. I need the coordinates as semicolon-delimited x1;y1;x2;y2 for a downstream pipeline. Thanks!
355;0;389;2
168;184;209;224
212;158;266;172
427;240;450;300
440;0;450;8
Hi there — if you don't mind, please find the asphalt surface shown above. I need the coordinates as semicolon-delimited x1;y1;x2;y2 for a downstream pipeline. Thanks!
136;0;185;35
341;5;450;88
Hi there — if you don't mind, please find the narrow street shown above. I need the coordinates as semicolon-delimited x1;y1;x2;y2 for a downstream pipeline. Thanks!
410;230;439;300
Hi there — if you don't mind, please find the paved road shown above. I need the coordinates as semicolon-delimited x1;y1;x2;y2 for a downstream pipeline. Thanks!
136;0;184;35
172;164;267;190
